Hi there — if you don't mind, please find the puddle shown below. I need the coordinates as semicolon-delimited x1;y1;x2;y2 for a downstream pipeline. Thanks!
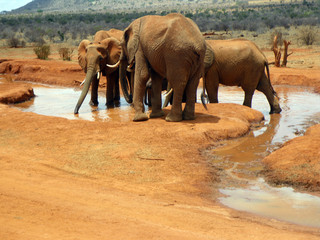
220;178;320;228
9;82;320;228
14;84;134;122
213;86;320;228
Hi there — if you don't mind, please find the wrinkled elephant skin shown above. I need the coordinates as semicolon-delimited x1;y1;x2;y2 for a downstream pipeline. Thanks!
119;13;206;122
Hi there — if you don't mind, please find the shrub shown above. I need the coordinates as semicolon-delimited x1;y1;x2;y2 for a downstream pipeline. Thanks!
33;45;51;60
59;47;74;61
7;36;20;48
7;36;26;48
299;26;317;45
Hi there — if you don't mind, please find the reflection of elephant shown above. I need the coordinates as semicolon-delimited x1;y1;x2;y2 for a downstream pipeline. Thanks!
74;29;125;114
203;39;281;114
119;13;206;122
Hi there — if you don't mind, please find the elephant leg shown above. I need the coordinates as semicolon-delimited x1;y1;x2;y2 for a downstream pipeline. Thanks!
205;67;219;103
165;73;187;122
183;68;201;120
133;54;149;121
106;74;115;105
256;74;282;114
90;74;99;106
150;72;165;118
243;89;254;108
114;71;120;101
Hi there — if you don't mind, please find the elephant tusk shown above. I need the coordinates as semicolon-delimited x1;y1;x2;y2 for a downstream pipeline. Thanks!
127;66;134;72
97;71;101;80
163;88;173;96
80;78;86;86
127;61;134;72
106;60;120;68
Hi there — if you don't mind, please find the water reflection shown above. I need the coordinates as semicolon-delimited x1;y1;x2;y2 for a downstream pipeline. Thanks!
213;86;320;228
14;85;134;122
220;179;320;228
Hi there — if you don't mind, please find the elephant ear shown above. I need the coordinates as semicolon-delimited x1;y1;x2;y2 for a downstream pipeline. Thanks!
122;19;141;64
98;37;121;64
204;42;215;73
78;40;91;73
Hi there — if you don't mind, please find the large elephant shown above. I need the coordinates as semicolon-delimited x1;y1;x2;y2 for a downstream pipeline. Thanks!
74;29;129;114
203;39;281;114
119;13;206;122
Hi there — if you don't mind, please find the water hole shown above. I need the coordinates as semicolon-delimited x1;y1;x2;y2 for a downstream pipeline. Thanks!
9;82;320;228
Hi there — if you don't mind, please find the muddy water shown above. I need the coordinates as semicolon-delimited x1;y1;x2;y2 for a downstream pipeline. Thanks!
14;84;134;122
11;83;320;228
212;86;320;228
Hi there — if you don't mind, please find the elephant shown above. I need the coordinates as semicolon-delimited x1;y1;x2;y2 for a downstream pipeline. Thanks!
94;29;123;42
119;13;206;122
164;39;281;114
144;78;168;107
202;39;281;114
74;29;130;114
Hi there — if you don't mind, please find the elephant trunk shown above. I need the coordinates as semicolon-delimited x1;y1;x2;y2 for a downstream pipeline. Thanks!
74;68;95;114
119;58;133;103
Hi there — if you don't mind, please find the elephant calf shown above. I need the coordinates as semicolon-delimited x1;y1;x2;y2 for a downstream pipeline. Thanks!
203;39;281;114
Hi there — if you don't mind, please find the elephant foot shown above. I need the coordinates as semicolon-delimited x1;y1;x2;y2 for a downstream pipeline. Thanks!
89;100;99;106
150;110;165;118
182;109;196;120
269;107;282;114
183;112;195;120
133;112;149;122
165;112;182;122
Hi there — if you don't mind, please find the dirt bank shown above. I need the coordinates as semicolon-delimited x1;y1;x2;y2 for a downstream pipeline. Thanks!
0;46;320;239
0;82;34;104
263;123;320;191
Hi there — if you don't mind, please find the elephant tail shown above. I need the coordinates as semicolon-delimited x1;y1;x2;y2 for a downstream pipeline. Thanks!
265;61;279;98
200;75;208;110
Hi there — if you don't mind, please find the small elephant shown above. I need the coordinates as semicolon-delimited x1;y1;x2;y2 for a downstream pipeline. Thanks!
202;39;281;114
74;29;127;114
119;13;206;122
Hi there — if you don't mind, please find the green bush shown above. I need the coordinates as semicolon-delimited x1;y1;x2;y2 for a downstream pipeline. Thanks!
33;45;51;60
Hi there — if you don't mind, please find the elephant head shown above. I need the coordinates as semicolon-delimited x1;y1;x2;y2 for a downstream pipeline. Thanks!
74;37;121;114
118;19;141;104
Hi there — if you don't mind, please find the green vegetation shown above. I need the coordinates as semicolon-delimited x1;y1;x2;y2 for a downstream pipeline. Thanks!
0;2;319;46
33;44;51;59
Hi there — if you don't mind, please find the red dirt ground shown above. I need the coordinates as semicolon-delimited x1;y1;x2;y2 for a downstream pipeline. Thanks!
0;46;320;239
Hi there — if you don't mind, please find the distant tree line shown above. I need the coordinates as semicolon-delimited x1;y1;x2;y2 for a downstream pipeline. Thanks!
0;2;319;46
